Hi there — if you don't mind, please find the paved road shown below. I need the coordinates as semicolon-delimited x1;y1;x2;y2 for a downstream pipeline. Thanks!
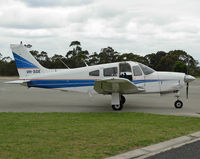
146;140;200;159
0;78;200;115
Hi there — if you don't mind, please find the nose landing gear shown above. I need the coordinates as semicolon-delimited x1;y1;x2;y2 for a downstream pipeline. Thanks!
174;92;183;109
174;100;183;109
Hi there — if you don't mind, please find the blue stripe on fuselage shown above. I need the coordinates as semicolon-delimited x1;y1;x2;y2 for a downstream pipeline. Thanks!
27;80;96;88
27;79;164;89
133;79;161;84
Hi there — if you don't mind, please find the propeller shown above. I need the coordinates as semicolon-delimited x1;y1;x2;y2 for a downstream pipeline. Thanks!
186;55;189;99
184;55;196;99
186;82;189;99
184;75;195;99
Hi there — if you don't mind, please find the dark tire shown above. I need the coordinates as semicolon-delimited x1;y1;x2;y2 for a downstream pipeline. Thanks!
112;104;123;111
174;100;183;109
120;95;126;105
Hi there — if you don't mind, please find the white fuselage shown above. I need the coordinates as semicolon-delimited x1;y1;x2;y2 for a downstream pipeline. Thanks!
21;61;186;95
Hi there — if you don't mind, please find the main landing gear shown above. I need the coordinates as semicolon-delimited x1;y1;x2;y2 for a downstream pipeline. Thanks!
111;93;126;111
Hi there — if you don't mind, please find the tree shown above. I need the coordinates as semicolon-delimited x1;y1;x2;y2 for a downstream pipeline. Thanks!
117;53;148;65
173;61;187;73
2;56;12;62
145;51;167;70
88;52;99;65
69;41;81;47
0;42;200;76
24;44;32;48
98;47;119;64
167;50;199;74
30;50;39;60
66;41;89;68
50;54;67;68
156;54;177;71
30;50;52;68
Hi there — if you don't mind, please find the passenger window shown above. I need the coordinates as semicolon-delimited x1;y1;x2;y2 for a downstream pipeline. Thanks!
89;70;99;76
103;67;117;76
138;63;155;75
133;66;143;76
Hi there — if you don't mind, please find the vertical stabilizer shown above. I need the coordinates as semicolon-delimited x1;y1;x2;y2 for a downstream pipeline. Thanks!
10;44;48;78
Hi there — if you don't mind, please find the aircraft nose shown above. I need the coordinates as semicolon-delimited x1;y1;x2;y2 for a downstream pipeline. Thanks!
184;75;196;83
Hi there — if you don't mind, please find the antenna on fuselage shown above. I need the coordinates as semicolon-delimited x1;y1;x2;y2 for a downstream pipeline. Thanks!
84;61;88;67
58;58;70;69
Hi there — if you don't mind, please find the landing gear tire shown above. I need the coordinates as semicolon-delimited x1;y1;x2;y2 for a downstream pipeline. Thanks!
112;103;123;111
174;100;183;109
121;95;126;105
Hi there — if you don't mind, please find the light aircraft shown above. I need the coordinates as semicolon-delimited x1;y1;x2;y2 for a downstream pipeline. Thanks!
6;43;195;111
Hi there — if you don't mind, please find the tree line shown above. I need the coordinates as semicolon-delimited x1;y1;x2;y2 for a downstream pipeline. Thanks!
0;41;200;76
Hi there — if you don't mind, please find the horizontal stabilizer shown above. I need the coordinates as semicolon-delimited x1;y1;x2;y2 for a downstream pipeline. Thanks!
4;80;30;86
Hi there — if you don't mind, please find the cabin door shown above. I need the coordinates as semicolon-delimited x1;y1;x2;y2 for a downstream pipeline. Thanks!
132;65;145;89
119;62;132;81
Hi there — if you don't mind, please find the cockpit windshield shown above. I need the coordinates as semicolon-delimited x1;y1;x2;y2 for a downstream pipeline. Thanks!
138;63;155;75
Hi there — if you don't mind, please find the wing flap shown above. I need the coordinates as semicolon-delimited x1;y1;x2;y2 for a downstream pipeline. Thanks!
94;78;144;94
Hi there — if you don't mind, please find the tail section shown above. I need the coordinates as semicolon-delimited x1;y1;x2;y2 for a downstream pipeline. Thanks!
10;44;48;78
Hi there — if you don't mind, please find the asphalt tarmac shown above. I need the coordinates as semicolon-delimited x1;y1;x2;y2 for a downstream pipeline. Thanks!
0;78;200;115
146;140;200;159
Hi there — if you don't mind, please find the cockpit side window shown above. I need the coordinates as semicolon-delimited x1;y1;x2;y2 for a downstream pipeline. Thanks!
103;67;117;76
119;63;131;72
138;63;155;75
89;70;99;76
132;66;143;76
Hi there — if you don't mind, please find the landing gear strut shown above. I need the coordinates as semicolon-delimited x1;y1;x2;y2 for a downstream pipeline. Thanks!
111;93;126;111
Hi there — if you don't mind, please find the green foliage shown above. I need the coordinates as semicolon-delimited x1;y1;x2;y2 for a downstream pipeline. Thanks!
157;54;177;71
88;52;99;65
145;51;167;70
0;41;200;76
173;61;187;73
66;41;89;68
98;47;119;64
69;41;81;47
118;53;149;65
0;59;18;76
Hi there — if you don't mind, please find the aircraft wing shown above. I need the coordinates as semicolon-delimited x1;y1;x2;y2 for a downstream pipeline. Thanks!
94;77;144;94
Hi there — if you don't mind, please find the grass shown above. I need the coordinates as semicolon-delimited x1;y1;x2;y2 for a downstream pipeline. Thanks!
0;113;200;159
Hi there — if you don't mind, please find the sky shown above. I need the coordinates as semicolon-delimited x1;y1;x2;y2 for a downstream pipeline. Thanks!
0;0;200;62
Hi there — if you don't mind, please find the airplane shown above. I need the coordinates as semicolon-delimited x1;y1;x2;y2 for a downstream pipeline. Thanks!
6;43;196;111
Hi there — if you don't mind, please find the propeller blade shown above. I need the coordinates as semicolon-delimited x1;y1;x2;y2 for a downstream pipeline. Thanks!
186;82;189;99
